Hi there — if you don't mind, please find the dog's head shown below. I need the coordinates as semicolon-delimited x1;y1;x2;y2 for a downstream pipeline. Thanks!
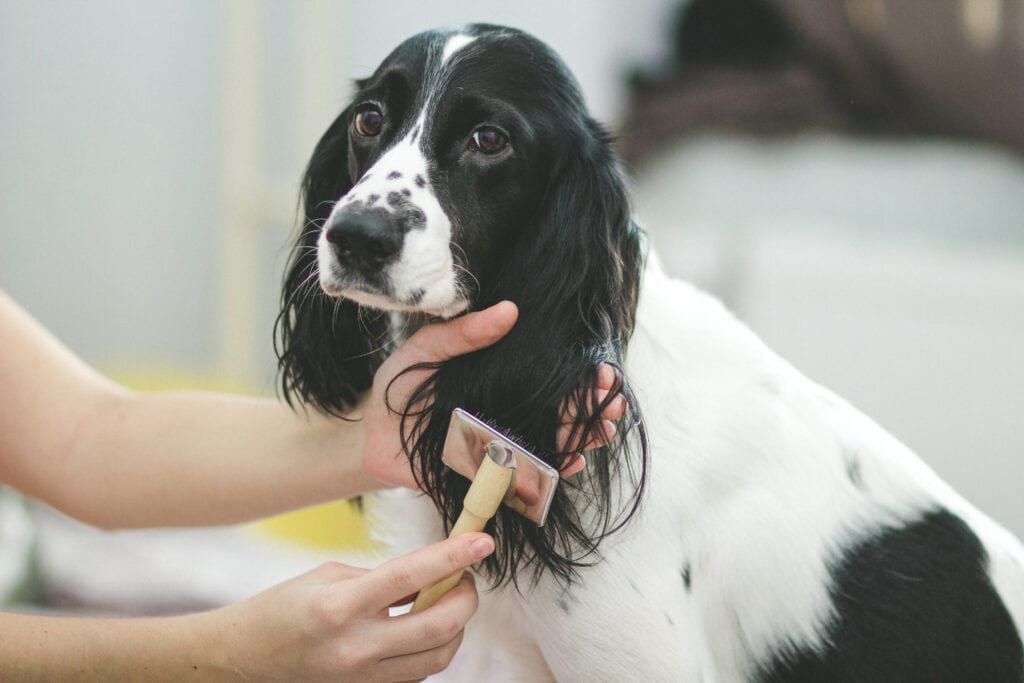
278;24;648;586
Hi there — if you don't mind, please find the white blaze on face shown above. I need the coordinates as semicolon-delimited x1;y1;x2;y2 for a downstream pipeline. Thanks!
317;32;480;319
441;33;476;64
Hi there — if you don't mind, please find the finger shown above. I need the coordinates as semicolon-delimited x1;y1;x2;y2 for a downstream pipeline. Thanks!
600;394;627;420
382;574;478;657
400;301;518;365
357;534;494;611
564;390;626;420
512;459;541;505
558;420;617;454
389;592;419;608
585;420;617;449
560;453;586;478
598;363;616;390
373;627;465;681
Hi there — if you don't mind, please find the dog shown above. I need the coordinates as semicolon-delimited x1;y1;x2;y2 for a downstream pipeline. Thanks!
276;24;1024;681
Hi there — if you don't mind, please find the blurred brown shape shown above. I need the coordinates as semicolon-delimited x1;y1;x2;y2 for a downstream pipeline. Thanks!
619;0;1024;166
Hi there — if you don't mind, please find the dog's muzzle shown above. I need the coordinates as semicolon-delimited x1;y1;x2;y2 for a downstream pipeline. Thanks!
324;207;403;278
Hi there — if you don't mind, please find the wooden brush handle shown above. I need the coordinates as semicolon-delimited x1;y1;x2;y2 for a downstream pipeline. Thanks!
410;455;513;612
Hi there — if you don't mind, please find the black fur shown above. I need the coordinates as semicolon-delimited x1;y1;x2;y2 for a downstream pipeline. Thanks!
276;25;649;587
275;107;390;414
757;509;1023;682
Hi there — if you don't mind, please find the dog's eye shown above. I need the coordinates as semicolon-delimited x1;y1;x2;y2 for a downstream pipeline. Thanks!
354;106;384;137
470;126;509;154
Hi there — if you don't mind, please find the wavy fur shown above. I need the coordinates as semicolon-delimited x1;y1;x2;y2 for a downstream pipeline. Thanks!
276;25;649;586
401;123;649;586
275;105;390;414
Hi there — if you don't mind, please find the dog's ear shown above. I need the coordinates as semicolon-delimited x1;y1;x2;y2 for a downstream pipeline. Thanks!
407;117;649;586
276;107;389;414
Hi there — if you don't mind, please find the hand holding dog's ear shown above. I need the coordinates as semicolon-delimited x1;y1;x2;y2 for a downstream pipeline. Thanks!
360;302;519;490
360;301;624;490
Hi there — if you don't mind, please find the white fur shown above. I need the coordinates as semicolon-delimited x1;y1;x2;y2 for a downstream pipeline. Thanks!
441;33;476;64
368;253;1024;681
317;35;479;319
319;123;467;318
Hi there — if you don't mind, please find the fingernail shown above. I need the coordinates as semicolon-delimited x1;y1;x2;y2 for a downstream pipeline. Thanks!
469;536;495;561
564;453;586;476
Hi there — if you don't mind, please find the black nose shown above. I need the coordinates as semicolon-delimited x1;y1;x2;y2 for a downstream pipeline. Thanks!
324;211;402;271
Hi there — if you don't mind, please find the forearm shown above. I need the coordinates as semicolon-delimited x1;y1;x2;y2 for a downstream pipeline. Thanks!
1;290;381;528
0;609;235;681
57;389;380;529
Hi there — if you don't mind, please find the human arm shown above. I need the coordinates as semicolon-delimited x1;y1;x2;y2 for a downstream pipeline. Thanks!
0;292;618;528
0;290;375;528
0;533;494;681
0;293;528;528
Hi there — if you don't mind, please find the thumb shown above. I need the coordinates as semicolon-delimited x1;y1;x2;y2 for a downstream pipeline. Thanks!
401;301;518;364
357;534;495;611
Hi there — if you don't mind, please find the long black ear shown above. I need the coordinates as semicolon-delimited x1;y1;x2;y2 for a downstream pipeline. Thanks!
403;118;649;587
276;108;389;413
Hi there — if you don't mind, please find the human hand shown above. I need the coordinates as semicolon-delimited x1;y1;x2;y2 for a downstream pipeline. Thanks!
207;533;495;681
557;362;628;477
360;301;627;490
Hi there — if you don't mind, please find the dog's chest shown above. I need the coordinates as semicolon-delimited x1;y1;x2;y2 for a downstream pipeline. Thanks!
367;488;702;681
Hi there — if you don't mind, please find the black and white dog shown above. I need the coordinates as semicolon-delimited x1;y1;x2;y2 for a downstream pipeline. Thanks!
277;24;1024;681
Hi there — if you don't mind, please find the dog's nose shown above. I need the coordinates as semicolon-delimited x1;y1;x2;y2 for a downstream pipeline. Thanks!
325;211;402;270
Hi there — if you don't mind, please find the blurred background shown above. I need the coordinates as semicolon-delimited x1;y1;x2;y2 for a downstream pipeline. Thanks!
1;0;1022;615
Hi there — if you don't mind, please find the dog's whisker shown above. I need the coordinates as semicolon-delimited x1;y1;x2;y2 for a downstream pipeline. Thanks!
280;265;320;317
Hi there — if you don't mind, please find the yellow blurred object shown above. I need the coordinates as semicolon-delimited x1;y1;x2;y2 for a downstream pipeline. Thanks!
254;500;376;550
107;367;253;394
107;366;376;551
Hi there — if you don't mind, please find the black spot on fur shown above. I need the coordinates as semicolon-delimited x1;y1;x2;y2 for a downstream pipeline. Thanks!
845;455;865;491
414;174;426;187
367;193;380;205
387;170;402;179
401;187;411;197
664;611;675;626
755;509;1023;682
387;191;402;206
681;563;692;591
404;207;426;230
556;589;578;615
408;288;425;305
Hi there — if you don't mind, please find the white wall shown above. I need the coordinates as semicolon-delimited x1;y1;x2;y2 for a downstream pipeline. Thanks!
0;0;221;371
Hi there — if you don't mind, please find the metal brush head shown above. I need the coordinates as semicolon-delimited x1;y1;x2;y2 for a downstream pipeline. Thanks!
442;408;560;526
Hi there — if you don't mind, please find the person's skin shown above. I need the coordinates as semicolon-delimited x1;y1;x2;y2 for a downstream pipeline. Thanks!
361;300;624;490
0;537;492;681
0;291;624;680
